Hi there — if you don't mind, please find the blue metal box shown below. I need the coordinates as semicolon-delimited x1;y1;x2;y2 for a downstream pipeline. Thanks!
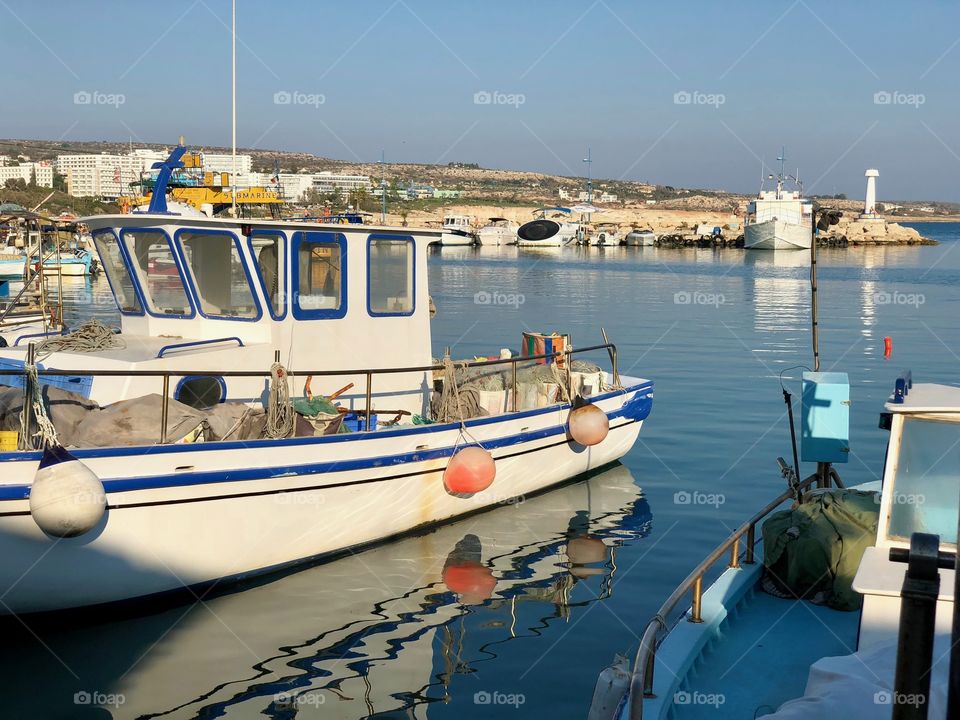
801;371;850;464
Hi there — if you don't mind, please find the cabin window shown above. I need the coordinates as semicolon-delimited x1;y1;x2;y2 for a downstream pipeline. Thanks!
888;417;959;547
175;230;260;320
92;230;142;314
249;231;285;319
293;232;346;319
368;236;414;316
120;229;193;317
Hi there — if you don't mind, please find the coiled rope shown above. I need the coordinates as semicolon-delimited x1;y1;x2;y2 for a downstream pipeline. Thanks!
431;354;483;423
18;364;59;450
36;319;125;361
266;362;294;438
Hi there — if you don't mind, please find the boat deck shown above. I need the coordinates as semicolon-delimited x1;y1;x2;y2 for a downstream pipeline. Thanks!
670;586;860;719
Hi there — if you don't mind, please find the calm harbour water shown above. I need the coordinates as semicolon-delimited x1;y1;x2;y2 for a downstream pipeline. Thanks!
5;222;959;719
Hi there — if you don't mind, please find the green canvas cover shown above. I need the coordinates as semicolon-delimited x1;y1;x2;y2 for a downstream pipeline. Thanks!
762;489;879;611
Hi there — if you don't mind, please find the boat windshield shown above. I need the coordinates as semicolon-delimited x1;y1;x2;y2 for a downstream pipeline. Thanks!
176;231;259;319
121;229;193;316
92;231;141;314
887;416;959;547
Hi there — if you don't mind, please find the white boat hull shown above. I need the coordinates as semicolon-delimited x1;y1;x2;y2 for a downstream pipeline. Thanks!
439;230;475;246
624;232;656;246
477;227;518;246
744;219;811;250
0;378;652;614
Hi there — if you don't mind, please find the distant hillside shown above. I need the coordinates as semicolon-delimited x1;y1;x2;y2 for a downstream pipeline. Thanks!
3;138;958;218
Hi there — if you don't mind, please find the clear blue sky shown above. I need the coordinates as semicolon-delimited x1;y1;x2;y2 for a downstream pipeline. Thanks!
5;0;959;201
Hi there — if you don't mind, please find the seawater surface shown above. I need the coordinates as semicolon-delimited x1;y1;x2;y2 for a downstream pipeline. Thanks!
4;223;958;719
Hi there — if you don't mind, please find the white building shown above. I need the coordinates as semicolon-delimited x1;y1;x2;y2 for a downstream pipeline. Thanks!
56;151;166;199
0;161;53;188
599;192;618;203
558;188;571;201
199;153;253;175
311;171;372;194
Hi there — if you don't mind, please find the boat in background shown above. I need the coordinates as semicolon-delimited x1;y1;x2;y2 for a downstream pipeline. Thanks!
516;207;578;247
586;223;621;247
438;213;477;245
744;152;812;250
624;229;656;247
477;216;519;245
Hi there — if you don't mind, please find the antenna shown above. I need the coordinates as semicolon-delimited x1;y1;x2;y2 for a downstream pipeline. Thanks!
231;0;237;218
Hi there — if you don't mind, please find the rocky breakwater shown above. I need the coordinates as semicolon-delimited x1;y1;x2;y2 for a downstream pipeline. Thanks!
824;216;936;246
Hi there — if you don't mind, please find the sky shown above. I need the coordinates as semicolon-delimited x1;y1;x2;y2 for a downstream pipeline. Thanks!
3;0;960;201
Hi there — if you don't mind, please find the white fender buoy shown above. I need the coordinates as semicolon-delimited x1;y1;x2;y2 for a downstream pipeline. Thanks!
30;445;106;538
568;403;609;446
444;446;496;494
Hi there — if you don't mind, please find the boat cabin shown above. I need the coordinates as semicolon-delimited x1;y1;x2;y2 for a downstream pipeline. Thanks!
0;153;443;415
854;372;959;650
745;190;813;227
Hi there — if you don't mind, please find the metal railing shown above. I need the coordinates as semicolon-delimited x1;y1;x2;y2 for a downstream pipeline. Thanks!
4;342;621;448
629;472;824;720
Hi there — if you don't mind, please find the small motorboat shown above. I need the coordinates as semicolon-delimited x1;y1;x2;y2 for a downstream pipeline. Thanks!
477;217;519;246
438;214;477;246
624;229;656;246
516;207;578;247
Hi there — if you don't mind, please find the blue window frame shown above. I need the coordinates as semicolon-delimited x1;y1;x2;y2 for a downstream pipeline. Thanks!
247;231;287;320
119;227;195;319
292;231;347;320
367;234;415;317
91;229;144;315
173;228;262;322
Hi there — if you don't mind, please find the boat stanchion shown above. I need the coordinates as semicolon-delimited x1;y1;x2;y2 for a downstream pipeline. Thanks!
160;373;170;444
365;371;373;431
689;576;703;623
729;536;741;569
510;359;518;412
745;524;756;564
642;642;657;698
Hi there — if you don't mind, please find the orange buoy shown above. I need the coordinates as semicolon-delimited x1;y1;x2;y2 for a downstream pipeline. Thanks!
884;336;892;360
568;403;609;446
443;562;497;603
443;446;496;494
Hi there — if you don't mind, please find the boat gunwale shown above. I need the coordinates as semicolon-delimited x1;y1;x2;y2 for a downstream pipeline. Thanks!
628;472;823;720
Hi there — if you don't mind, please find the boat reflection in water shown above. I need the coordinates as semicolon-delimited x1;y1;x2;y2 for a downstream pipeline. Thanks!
3;463;650;719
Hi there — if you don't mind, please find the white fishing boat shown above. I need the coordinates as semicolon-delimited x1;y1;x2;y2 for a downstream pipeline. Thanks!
624;229;656;247
438;213;477;246
599;370;959;720
477;216;519;245
744;154;813;250
516;207;578;247
0;146;654;615
586;223;621;247
3;463;651;718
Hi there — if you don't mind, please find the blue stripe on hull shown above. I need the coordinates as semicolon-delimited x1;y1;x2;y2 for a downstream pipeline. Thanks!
0;388;653;501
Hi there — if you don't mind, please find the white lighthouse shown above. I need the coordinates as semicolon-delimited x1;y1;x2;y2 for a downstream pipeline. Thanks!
863;168;880;216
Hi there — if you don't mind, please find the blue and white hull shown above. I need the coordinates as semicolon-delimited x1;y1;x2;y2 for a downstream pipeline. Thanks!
0;378;652;614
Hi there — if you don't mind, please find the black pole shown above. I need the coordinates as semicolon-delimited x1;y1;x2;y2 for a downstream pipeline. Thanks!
891;532;940;720
948;480;960;717
783;388;801;486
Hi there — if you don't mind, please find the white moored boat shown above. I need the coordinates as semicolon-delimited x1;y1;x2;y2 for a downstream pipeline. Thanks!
516;207;578;247
744;154;813;250
624;229;656;247
438;213;477;246
0;146;654;615
477;216;519;245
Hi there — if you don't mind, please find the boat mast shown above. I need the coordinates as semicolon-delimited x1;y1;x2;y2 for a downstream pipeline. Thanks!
776;146;785;200
231;0;237;218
